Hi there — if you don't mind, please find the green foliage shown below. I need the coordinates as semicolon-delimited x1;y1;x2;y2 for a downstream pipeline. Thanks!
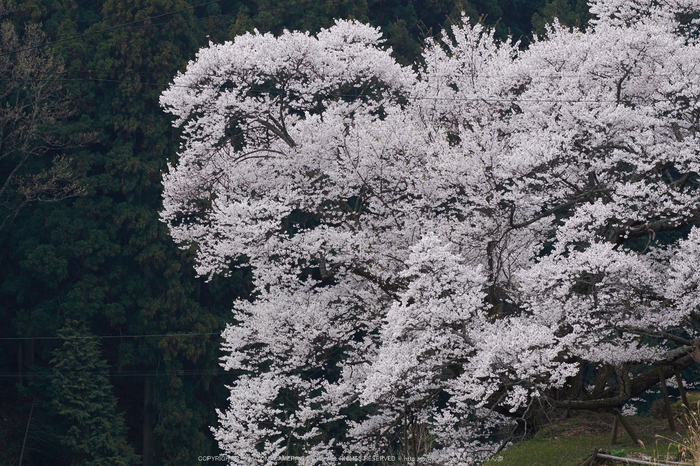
243;0;369;35
0;1;246;464
531;0;591;36
384;18;422;65
49;321;139;465
441;0;545;45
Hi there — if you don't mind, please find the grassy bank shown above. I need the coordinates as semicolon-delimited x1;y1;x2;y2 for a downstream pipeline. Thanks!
487;410;690;466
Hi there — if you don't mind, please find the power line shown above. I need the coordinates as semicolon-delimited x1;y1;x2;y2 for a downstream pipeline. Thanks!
0;369;231;378
0;76;647;103
0;332;221;341
0;0;220;57
10;67;700;80
1;364;329;378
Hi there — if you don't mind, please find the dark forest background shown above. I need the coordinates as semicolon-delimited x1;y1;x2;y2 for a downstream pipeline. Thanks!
0;0;589;464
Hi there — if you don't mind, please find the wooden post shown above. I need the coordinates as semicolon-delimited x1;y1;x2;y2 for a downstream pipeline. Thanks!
658;367;676;432
674;366;690;411
576;449;598;466
613;409;643;446
610;414;619;445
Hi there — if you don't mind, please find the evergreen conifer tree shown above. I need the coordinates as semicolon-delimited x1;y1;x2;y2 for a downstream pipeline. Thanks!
49;321;138;466
531;0;590;35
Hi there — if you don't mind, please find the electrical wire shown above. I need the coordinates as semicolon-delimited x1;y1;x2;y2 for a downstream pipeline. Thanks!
0;332;221;341
0;75;655;103
0;369;232;378
4;363;330;379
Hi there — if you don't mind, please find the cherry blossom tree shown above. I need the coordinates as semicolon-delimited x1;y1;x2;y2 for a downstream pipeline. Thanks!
160;2;700;463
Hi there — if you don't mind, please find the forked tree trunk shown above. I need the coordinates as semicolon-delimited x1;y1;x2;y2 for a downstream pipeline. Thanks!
554;351;696;411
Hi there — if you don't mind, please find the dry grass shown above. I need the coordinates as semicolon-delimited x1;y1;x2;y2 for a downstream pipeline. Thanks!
655;402;700;465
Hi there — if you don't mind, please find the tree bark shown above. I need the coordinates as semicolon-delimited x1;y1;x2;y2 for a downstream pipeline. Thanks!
143;376;155;466
554;350;696;411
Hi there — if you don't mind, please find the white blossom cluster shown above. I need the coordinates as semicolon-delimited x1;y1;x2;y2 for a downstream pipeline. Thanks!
160;1;700;463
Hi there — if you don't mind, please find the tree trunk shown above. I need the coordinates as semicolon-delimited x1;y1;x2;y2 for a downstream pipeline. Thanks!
554;352;696;411
143;376;156;466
